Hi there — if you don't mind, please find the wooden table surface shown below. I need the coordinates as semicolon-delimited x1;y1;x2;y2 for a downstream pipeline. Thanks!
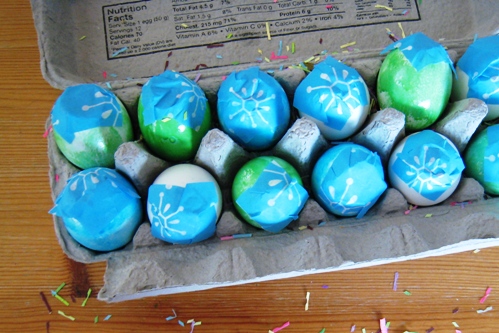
1;2;498;332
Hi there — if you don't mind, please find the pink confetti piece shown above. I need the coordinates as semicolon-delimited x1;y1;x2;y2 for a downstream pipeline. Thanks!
102;71;107;79
326;5;333;9
380;318;388;333
220;236;234;241
270;51;289;60
480;287;492;303
43;125;53;138
393;272;399;291
194;73;202;83
272;321;290;333
455;330;462;333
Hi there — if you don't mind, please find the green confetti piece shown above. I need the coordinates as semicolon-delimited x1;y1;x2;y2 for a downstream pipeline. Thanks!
425;214;433;218
319;329;326;333
94;316;99;324
54;282;66;294
81;288;92;307
58;310;75;321
404;290;412;296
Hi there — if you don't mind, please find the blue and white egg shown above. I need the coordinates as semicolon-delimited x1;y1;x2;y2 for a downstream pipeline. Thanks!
147;164;222;244
217;67;290;151
311;143;387;217
388;130;465;206
49;168;143;252
452;35;499;121
294;56;370;141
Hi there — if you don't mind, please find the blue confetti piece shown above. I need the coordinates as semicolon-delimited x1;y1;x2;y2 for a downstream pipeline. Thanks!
51;84;125;143
236;159;308;232
178;320;185;327
104;314;112;321
140;70;208;129
380;32;455;75
293;56;369;131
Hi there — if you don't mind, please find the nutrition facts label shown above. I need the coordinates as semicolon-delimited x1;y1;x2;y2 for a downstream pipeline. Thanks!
102;0;420;59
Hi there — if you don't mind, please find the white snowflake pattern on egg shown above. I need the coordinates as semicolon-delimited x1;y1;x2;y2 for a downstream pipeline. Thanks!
294;56;370;141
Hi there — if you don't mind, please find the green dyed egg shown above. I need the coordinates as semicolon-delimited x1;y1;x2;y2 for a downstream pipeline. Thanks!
464;125;499;195
138;71;211;162
377;33;453;131
232;156;307;232
51;84;133;169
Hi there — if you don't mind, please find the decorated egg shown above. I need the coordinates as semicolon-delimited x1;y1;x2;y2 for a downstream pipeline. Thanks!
232;156;308;232
311;143;387;217
452;35;499;121
293;56;370;141
49;168;143;252
147;164;222;244
464;124;499;195
377;32;454;131
217;67;290;151
138;71;211;162
51;84;134;169
388;130;465;206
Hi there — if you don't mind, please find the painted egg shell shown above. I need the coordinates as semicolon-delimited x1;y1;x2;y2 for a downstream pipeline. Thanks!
311;143;387;217
377;32;453;131
452;35;499;121
147;164;222;244
217;67;290;151
464;124;499;195
232;156;308;232
49;167;143;252
293;56;370;141
388;130;465;206
138;70;211;162
51;84;133;169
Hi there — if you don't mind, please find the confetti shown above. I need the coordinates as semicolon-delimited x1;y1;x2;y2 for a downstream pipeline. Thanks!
106;82;112;89
278;40;283;56
216;54;223;59
477;306;493;314
452;307;459;313
322;285;329;289
51;291;69;306
168;51;173;57
404;290;412;296
318;221;326;226
362;328;366;333
351;324;356;332
305;292;311;311
393;271;399;291
166;309;178;321
473;249;481;253
380;318;388;333
426;327;434;333
54;282;65;294
291;42;295;53
402;10;410;16
42;125;53;138
298;226;308;230
179;320;185;326
455;330;462;333
221;236;234;241
340;41;356;48
94;316;99;323
398;22;406;38
375;4;392;11
226;33;233;39
79;36;86;40
111;47;128;57
104;314;112;321
266;22;271;40
181;23;188;28
452;321;459;328
425;214;433;218
319;329;326;333
326;5;332;9
58;310;75;321
194;73;202;83
81;288;92;307
480;287;492;303
233;233;253;239
271;321;290;332
39;292;52;314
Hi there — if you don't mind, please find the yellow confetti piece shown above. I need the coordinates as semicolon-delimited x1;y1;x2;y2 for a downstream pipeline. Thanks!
473;249;481;253
375;4;393;11
362;328;367;333
226;33;233;39
304;56;315;63
266;22;271;40
298;226;307;230
258;49;263;54
398;22;406;38
181;23;188;28
264;57;271;63
58;310;76;321
81;288;92;307
452;321;459;328
305;291;311;311
79;36;86;41
194;321;202;326
286;45;290;52
340;41;356;48
425;214;433;218
187;319;195;324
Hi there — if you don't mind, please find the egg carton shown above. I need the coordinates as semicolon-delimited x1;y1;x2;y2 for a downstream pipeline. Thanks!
33;0;499;301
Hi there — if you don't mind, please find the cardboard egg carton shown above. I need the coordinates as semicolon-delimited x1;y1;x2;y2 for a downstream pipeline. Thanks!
33;0;499;302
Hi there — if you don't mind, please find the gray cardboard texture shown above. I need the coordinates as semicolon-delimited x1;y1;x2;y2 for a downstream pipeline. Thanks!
33;0;499;302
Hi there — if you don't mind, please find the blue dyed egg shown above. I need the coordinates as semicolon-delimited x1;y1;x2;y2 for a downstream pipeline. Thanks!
294;57;370;141
147;164;222;244
217;67;290;151
453;35;499;121
388;130;465;206
49;168;143;252
311;143;387;217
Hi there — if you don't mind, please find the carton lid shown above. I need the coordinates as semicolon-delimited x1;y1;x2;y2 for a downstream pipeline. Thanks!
32;0;499;90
